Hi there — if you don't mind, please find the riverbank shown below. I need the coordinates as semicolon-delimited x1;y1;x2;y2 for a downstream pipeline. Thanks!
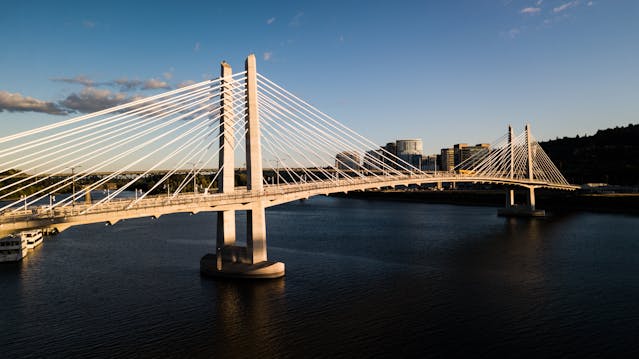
335;189;639;215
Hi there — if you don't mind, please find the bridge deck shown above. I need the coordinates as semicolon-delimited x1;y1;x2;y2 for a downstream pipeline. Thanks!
0;173;577;236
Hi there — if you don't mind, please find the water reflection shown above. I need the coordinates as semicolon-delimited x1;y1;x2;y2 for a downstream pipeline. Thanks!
212;278;286;357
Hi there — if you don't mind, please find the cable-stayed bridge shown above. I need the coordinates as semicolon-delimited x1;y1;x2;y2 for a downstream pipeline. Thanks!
0;55;577;278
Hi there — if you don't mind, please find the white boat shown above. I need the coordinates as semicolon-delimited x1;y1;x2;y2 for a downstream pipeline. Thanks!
0;234;28;262
24;230;43;250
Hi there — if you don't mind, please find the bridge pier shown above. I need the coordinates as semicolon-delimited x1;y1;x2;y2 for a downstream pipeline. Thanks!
201;54;284;279
498;187;545;217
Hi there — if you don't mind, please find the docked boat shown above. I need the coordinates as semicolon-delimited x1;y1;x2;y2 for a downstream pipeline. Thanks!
0;234;28;262
24;230;43;249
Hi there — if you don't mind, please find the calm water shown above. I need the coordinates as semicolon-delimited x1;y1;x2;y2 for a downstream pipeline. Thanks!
1;196;638;358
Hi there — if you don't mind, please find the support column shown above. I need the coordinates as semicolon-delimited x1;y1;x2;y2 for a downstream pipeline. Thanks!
508;125;514;180
216;61;236;268
245;54;263;192
506;189;515;207
526;123;533;182
247;203;267;263
528;187;536;210
245;53;268;264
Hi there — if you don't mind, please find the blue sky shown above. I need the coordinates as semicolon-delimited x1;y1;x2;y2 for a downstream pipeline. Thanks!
1;0;637;154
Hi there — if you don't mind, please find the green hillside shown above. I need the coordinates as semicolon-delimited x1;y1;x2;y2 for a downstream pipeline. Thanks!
540;123;639;185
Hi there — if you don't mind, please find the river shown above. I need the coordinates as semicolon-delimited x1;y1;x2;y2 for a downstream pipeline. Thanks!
1;196;638;357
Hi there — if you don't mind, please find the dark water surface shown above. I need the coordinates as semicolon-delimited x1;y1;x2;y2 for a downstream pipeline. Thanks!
1;196;638;358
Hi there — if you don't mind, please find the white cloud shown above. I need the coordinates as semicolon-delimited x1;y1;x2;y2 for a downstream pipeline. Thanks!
587;1;594;6
290;11;304;27
520;7;541;14
51;75;95;86
59;88;130;114
266;17;275;25
263;52;273;61
554;1;579;13
163;72;173;80
0;91;67;115
143;78;170;90
536;0;544;5
177;80;196;88
194;42;200;52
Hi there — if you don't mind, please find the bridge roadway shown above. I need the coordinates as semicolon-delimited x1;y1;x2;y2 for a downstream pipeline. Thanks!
0;173;578;237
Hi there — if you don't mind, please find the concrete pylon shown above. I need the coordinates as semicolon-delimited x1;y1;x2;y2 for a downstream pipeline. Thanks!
216;61;236;270
201;55;284;279
244;54;268;264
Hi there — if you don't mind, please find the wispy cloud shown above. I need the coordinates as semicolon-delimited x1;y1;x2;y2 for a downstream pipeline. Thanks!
194;42;200;52
263;52;273;61
142;78;170;90
520;7;541;14
177;80;196;88
59;87;131;114
0;91;67;115
536;0;544;5
266;17;275;25
289;11;304;27
113;78;143;91
554;0;579;13
82;20;96;29
51;75;95;87
503;28;521;39
163;71;173;80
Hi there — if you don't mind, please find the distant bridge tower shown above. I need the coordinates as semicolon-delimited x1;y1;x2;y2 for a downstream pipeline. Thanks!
200;54;285;279
499;123;545;217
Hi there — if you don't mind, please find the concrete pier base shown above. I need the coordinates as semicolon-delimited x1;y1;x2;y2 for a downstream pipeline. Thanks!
497;206;546;217
200;254;285;279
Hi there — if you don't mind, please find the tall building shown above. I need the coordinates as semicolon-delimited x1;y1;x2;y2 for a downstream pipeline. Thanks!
440;148;455;171
381;142;397;169
459;143;490;167
396;139;423;169
335;151;361;170
453;143;468;167
421;155;438;171
363;149;383;170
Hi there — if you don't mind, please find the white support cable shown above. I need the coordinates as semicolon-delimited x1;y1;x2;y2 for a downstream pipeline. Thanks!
0;88;217;189
0;79;219;146
6;96;227;212
258;82;403;175
258;94;392;179
0;92;221;203
85;108;222;210
257;74;425;174
260;125;325;184
259;112;357;183
14;104;219;213
123;119;223;208
258;101;363;178
0;84;220;165
87;97;249;209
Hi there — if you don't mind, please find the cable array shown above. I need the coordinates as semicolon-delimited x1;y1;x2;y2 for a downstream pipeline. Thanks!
456;128;570;185
257;73;426;188
0;68;572;216
0;73;248;212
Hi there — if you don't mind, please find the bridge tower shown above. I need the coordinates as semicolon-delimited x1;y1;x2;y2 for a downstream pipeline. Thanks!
499;123;546;217
201;54;285;279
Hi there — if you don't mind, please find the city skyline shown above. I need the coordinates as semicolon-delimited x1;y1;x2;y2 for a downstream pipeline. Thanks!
1;0;638;154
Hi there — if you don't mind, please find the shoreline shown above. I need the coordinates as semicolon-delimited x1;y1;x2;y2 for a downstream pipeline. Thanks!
334;189;639;215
